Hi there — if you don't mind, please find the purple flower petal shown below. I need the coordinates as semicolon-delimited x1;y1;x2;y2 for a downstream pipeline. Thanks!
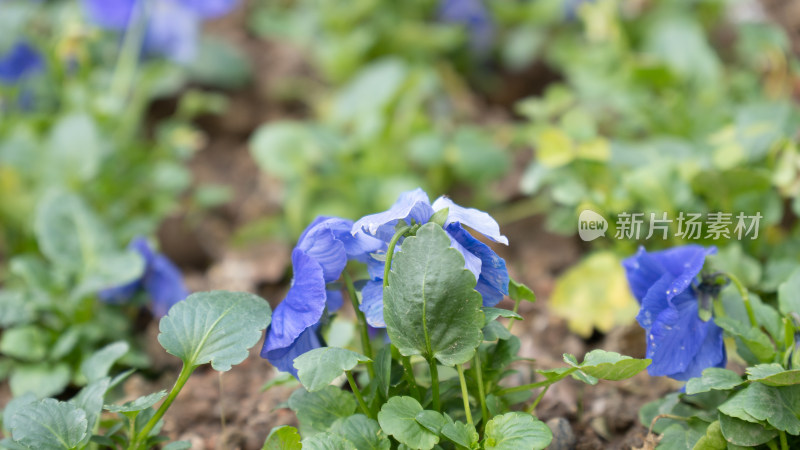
360;280;385;328
263;326;322;377
446;223;509;306
351;188;434;241
296;218;349;283
432;196;508;244
82;0;137;29
0;41;45;84
177;0;239;19
144;253;190;317
142;0;200;63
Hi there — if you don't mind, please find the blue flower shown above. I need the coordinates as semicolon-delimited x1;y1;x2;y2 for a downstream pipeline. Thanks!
438;0;494;55
81;0;239;63
261;217;384;376
0;41;44;84
352;188;509;327
99;237;189;317
623;245;725;381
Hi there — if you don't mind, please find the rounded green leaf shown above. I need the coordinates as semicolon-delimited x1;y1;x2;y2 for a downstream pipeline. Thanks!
301;432;357;450
685;368;743;395
330;414;391;450
377;396;439;450
8;399;88;449
747;364;800;386
288;386;356;435
262;425;302;450
719;383;800;434
80;341;130;383
719;413;778;447
157;291;271;371
294;347;371;392
441;421;479;449
482;412;552;450
384;223;484;366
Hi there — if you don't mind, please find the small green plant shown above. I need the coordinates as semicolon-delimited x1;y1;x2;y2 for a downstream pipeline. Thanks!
0;291;272;450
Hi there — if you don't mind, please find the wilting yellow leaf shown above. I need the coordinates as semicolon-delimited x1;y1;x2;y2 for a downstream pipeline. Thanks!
550;251;639;337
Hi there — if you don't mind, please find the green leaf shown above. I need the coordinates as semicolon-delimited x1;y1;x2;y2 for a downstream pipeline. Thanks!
105;391;168;413
482;412;552;450
747;364;800;386
34;191;111;272
80;341;129;383
778;268;800;315
163;442;192;450
375;345;392;400
187;36;252;89
157;291;271;370
330;414;390;449
441;421;479;449
70;378;110;437
7;399;88;449
288;386;356;435
718;383;800;433
249;122;322;178
550;252;639;337
0;326;48;362
566;350;650;381
10;363;70;398
508;278;536;303
713;317;775;362
685;368;744;395
301;432;356;450
377;396;440;450
294;347;371;392
718;413;778;447
45;113;103;184
482;308;523;324
3;393;36;428
415;410;450;435
384;223;484;366
482;321;512;341
692;420;725;450
0;290;33;328
262;426;302;450
72;251;145;299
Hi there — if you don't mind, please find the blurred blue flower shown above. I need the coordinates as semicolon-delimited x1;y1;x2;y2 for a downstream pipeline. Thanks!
623;245;725;381
0;41;44;84
99;237;189;317
352;188;509;327
438;0;494;55
81;0;239;63
261;217;384;377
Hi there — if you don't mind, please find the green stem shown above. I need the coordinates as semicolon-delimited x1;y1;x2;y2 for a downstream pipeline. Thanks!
131;363;195;449
110;0;147;103
383;226;411;288
780;431;789;450
727;272;757;327
494;369;576;397
429;358;441;412
507;298;521;331
525;385;549;414
343;272;375;378
457;365;473;425
472;352;489;425
401;354;422;402
346;370;373;419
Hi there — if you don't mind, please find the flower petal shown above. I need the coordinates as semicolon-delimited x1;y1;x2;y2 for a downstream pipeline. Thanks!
262;248;327;352
326;289;344;312
646;300;709;377
360;280;385;328
142;0;200;63
624;245;715;303
326;217;385;262
297;219;348;284
262;326;322;377
432;196;508;244
674;320;726;381
144;253;190;317
443;231;482;281
446;223;509;306
82;0;137;29
177;0;239;19
98;279;142;304
351;188;434;241
0;41;44;84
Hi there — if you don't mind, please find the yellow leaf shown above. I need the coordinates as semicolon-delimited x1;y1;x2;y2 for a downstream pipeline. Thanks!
550;251;639;337
576;138;610;162
535;127;574;168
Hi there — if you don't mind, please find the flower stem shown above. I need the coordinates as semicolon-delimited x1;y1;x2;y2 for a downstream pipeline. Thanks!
780;431;789;450
457;365;473;425
400;354;422;402
525;385;549;414
131;362;194;449
506;298;521;331
472;352;489;425
343;272;375;378
726;272;757;327
346;370;373;419
384;226;412;288
110;0;147;103
429;358;441;411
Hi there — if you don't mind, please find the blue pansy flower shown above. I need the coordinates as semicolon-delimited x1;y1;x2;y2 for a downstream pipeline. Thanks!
438;0;494;55
99;237;190;317
352;188;510;327
0;41;44;84
622;245;725;381
261;217;384;376
81;0;239;63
